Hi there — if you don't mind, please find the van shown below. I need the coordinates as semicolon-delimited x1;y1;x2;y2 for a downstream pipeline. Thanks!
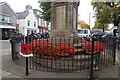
77;29;91;38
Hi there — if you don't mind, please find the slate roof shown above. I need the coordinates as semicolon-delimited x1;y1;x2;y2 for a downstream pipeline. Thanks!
16;11;29;19
16;9;42;19
33;9;42;18
0;2;18;17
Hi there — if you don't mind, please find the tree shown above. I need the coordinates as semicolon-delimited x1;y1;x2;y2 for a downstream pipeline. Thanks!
39;2;51;22
78;20;90;29
91;2;120;30
93;20;108;29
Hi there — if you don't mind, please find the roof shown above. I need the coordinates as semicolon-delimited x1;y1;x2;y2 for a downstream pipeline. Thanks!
0;2;18;17
16;11;29;19
16;9;42;19
33;9;42;18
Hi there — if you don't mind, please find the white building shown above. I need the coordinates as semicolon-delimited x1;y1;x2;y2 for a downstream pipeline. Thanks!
33;9;50;34
16;5;50;36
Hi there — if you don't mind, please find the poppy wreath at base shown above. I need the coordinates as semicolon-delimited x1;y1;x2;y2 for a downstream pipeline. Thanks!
80;39;105;53
28;39;76;58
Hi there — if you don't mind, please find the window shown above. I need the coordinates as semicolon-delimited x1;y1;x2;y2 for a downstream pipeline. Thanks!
77;30;88;34
34;22;36;27
2;15;6;21
0;14;12;23
28;20;30;26
8;17;12;23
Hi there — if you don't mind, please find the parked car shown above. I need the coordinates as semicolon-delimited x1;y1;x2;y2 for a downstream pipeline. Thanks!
77;29;91;38
90;29;103;40
101;32;114;39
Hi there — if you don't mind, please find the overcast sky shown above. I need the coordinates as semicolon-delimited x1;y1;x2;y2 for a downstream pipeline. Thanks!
0;0;95;28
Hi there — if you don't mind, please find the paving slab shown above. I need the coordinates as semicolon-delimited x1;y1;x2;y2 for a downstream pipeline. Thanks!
1;70;11;78
1;78;20;80
2;65;26;78
96;65;118;78
24;70;89;78
5;74;22;78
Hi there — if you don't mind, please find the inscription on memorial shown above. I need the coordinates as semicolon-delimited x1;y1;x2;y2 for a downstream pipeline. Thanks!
73;7;77;30
56;5;66;30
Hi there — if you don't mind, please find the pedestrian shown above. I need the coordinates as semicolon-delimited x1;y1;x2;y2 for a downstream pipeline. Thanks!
41;32;44;39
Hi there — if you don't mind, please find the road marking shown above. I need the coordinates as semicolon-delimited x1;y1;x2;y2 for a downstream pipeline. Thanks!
0;40;10;42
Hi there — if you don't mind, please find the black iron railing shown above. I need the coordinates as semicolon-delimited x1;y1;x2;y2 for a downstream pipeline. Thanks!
10;35;117;78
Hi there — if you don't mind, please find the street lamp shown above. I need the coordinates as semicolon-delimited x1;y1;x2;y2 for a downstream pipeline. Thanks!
89;12;95;29
22;26;26;43
89;13;91;29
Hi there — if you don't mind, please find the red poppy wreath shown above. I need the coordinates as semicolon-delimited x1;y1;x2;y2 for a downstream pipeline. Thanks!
21;43;29;55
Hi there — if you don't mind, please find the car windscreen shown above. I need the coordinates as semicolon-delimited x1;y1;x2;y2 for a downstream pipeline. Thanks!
77;30;88;34
90;30;103;34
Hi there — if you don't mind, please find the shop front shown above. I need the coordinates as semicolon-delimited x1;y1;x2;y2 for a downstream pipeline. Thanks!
0;25;16;39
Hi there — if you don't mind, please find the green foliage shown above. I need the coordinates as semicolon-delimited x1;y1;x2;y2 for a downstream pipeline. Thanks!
39;2;51;22
16;29;19;33
69;36;78;44
73;37;78;44
91;2;120;28
93;20;108;29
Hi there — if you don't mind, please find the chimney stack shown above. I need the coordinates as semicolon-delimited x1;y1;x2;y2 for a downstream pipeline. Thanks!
25;5;32;11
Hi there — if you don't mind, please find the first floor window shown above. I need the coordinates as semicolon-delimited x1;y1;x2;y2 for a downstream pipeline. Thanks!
34;22;36;27
27;20;30;26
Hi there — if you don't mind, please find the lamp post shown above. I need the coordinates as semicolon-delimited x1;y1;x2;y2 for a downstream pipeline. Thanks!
89;12;95;29
89;13;91;29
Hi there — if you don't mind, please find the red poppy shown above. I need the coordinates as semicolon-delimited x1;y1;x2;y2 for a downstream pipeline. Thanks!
29;39;76;58
82;40;105;53
21;43;29;55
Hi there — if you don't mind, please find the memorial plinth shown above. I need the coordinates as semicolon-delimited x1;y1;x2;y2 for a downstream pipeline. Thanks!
51;2;79;38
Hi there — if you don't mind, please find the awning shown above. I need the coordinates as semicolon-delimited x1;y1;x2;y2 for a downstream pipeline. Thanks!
0;25;16;29
38;26;48;30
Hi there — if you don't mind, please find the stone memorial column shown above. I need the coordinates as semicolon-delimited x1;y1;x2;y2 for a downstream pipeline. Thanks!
51;2;79;38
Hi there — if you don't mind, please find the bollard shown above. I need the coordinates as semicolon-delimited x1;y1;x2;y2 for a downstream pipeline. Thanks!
26;57;29;75
113;29;117;65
